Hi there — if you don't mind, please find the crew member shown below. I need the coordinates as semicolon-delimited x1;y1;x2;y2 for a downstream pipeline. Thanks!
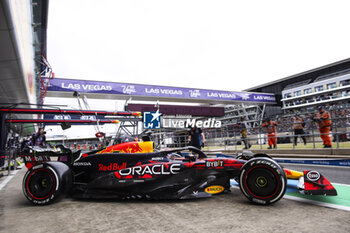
292;114;307;146
262;118;278;149
20;136;31;152
31;127;46;147
188;125;206;150
239;117;251;149
313;106;332;148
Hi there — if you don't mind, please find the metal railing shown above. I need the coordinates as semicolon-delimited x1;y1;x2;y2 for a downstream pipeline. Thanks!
152;112;350;151
1;145;20;176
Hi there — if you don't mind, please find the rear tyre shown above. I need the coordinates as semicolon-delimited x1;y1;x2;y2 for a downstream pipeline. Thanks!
239;158;286;205
23;162;72;205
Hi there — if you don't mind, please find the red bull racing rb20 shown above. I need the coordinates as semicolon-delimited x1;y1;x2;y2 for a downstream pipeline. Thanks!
21;141;337;205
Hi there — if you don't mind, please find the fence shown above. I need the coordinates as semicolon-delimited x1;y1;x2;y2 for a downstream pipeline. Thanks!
153;111;350;151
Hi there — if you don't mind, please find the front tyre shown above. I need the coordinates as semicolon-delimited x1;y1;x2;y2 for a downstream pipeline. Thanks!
239;158;286;205
23;162;72;205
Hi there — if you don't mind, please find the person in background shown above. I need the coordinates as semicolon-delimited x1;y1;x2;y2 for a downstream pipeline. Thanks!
261;118;278;149
292;114;307;146
239;117;251;149
313;106;332;148
188;125;206;150
20;136;31;152
31;127;46;147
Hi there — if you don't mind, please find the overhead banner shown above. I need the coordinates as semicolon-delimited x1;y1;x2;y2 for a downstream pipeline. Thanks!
48;78;276;103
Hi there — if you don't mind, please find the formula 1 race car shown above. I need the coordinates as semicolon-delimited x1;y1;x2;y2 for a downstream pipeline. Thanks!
21;141;337;206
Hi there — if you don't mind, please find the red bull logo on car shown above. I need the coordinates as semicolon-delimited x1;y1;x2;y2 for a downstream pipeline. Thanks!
99;163;127;171
97;141;154;154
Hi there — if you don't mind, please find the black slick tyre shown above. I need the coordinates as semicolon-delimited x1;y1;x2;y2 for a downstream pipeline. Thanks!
23;162;72;205
239;158;286;205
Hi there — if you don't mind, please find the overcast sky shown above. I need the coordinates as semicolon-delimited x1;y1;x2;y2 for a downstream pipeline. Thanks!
47;0;350;92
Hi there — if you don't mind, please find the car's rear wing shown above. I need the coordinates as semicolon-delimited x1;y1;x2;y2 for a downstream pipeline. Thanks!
22;146;80;169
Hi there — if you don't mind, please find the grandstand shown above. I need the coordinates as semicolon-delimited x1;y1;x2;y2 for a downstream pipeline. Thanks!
282;71;350;113
245;58;350;115
207;58;350;150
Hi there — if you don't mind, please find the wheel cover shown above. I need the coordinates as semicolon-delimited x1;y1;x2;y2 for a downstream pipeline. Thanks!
245;166;279;198
26;169;55;200
256;176;268;187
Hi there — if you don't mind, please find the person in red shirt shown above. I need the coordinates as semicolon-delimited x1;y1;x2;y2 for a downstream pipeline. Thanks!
261;118;278;149
313;106;332;148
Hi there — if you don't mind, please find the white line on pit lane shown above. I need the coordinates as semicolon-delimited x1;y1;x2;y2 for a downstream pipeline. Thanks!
283;195;350;212
333;182;350;187
0;168;21;191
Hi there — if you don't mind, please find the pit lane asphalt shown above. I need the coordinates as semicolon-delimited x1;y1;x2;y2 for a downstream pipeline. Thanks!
1;167;350;233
